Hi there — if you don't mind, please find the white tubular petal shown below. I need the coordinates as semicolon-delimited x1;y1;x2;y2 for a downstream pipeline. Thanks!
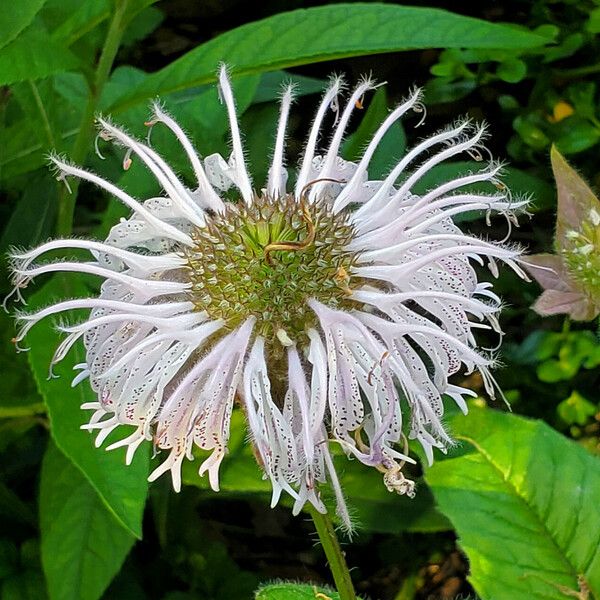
333;87;422;212
403;200;527;238
356;311;488;366
352;289;497;317
218;65;253;204
307;328;328;437
358;232;505;262
150;103;225;213
11;239;185;273
97;118;205;227
148;450;186;492
105;429;147;465
362;125;489;232
267;84;294;198
351;194;510;251
353;244;520;281
313;78;376;196
16;262;189;299
49;157;193;246
99;319;220;379
352;121;472;223
241;336;300;507
16;298;193;342
410;162;505;205
295;76;343;197
59;311;202;337
287;345;313;463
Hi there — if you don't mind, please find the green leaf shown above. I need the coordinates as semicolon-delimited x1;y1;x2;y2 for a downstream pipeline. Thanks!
26;275;149;538
252;71;325;104
425;407;600;600
49;0;110;46
256;583;365;600
0;0;48;50
553;118;600;155
587;7;600;34
40;441;136;600
0;27;79;85
496;58;527;83
557;391;597;426
109;3;547;112
0;172;57;253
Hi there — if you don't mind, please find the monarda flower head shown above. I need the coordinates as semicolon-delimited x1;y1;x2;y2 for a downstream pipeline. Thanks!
9;66;527;529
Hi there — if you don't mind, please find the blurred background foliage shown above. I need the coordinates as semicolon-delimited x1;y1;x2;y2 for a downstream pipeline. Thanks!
0;1;599;599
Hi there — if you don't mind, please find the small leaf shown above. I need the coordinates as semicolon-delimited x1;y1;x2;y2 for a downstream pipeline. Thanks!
557;391;597;426
513;115;550;150
109;4;547;112
553;119;600;155
0;0;48;50
587;7;600;33
0;27;79;85
496;58;527;83
425;407;600;600
40;442;136;600
26;275;149;538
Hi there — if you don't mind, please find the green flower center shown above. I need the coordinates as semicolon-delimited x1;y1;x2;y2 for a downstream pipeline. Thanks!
562;210;600;301
184;194;359;349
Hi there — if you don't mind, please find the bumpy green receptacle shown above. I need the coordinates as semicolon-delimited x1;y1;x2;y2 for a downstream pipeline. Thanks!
183;194;359;351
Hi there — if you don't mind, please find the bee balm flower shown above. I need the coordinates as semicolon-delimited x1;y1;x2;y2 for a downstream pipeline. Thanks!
9;66;526;528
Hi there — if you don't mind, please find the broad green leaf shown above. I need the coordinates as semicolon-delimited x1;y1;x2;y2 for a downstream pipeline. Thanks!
109;4;547;113
0;0;48;50
40;442;136;600
0;173;57;253
26;275;149;538
425;407;600;600
253;71;325;104
49;0;110;46
256;583;365;600
0;27;79;85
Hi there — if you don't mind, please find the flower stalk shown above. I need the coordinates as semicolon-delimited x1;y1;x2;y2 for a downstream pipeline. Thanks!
307;504;356;600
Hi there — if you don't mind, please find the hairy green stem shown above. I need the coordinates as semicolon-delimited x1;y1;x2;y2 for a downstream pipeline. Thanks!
56;0;131;236
307;505;356;600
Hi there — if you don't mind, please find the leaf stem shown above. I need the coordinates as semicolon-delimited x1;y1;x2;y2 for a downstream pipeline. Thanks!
307;505;356;600
56;0;131;236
